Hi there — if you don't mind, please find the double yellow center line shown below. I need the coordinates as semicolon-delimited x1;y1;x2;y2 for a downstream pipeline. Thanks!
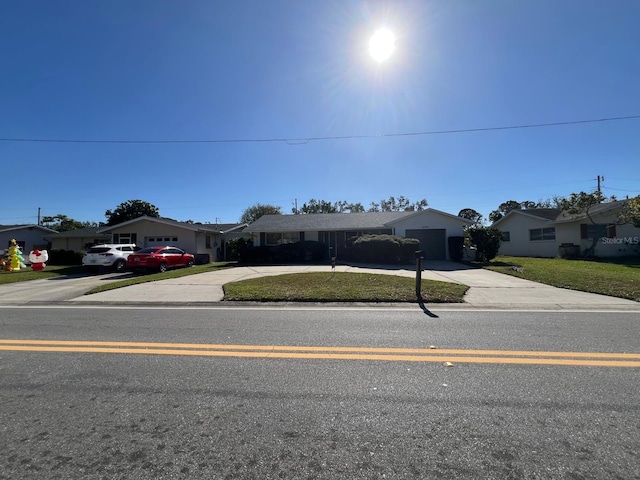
1;339;639;367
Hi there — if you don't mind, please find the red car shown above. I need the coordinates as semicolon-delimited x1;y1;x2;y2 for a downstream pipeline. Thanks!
126;246;195;273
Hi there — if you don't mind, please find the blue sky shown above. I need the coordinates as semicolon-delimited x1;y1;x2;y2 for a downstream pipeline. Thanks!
2;1;638;225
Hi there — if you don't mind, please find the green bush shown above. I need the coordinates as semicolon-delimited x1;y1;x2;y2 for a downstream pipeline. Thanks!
226;237;253;261
467;226;502;262
353;235;419;264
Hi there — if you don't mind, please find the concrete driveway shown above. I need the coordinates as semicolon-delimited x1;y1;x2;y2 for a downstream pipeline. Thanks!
52;261;640;310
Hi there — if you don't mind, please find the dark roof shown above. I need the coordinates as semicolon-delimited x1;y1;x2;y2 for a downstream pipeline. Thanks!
554;200;628;223
492;201;635;226
196;223;247;234
243;212;416;233
491;208;561;227
0;224;59;234
97;216;247;234
49;227;109;238
522;208;563;221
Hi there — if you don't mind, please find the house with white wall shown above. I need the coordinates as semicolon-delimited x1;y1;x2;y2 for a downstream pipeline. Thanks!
243;209;471;261
493;202;640;258
95;216;249;262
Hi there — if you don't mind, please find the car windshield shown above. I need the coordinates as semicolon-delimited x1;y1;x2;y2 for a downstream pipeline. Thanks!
86;247;111;254
137;248;160;254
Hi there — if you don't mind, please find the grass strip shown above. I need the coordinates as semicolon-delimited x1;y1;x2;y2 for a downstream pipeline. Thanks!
0;265;84;284
223;272;468;303
483;256;640;301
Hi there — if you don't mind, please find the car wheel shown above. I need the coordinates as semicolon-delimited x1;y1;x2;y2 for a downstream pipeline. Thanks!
186;259;194;267
113;259;126;273
159;262;168;273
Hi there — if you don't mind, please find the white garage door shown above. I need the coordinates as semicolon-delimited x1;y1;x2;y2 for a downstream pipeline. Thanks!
145;236;179;247
405;229;446;260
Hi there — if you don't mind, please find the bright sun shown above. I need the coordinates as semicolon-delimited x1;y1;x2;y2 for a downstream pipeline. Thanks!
369;28;395;62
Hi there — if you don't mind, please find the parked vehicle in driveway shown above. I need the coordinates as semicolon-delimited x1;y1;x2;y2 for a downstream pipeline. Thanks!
82;244;141;272
126;246;195;273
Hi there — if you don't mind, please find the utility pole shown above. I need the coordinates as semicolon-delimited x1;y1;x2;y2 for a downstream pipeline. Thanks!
38;207;41;225
597;175;604;194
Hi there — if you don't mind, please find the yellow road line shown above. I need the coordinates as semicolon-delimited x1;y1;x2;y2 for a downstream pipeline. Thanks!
1;339;639;367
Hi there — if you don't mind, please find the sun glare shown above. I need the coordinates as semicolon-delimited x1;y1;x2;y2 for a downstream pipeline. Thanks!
369;28;395;62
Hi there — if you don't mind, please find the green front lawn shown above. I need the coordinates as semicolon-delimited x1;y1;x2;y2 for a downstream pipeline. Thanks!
0;265;84;284
223;272;468;303
483;256;640;301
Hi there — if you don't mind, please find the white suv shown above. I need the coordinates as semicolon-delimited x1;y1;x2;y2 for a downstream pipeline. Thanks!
82;244;140;272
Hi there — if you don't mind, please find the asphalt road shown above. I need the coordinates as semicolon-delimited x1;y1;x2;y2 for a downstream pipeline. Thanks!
1;306;639;479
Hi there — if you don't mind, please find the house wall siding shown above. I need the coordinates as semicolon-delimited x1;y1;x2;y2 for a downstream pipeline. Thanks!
497;215;558;257
51;236;111;252
1;229;53;257
557;214;640;257
109;221;198;253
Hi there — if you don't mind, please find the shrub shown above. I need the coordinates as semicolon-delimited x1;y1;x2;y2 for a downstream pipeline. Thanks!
353;235;419;264
226;237;253;261
467;226;502;261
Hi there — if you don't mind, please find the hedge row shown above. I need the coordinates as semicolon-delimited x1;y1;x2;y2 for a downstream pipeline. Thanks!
352;234;419;264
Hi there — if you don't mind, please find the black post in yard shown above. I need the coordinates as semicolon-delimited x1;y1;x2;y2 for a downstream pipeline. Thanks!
415;250;423;298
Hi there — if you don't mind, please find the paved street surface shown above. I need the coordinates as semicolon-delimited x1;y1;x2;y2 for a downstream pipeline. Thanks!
0;262;638;310
1;307;638;479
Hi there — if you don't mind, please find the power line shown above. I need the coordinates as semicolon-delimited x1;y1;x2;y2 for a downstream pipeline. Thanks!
1;115;639;145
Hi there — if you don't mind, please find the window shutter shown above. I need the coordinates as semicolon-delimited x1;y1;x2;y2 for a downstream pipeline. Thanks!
260;232;265;246
132;233;137;244
607;224;616;238
300;232;305;241
113;233;120;243
580;224;588;239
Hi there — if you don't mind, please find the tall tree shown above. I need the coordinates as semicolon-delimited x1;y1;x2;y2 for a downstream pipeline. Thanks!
240;203;282;223
555;191;608;216
488;200;522;223
369;196;428;212
458;208;483;225
334;201;365;213
105;200;160;226
299;199;337;214
619;195;640;228
41;214;98;232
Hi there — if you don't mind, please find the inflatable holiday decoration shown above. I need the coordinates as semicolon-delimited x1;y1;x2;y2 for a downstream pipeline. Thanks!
8;239;26;271
29;249;49;271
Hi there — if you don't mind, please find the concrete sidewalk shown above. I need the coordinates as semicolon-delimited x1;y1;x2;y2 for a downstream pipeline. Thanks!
67;262;640;311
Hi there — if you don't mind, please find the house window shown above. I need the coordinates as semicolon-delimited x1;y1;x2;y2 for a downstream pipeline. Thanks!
265;232;300;245
114;233;137;244
205;235;212;249
529;227;555;241
581;224;615;239
501;231;511;242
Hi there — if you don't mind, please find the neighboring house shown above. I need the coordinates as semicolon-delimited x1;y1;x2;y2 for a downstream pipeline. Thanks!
242;209;472;261
49;227;111;252
493;202;640;258
492;209;562;258
96;216;249;262
0;224;58;257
